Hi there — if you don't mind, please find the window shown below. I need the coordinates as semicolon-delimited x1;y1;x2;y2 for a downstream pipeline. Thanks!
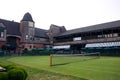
73;37;81;41
28;22;34;27
113;33;118;37
35;37;40;40
105;34;108;38
0;32;4;38
25;35;29;40
29;35;34;40
98;35;102;38
29;28;34;35
110;34;113;37
97;33;118;38
108;34;110;37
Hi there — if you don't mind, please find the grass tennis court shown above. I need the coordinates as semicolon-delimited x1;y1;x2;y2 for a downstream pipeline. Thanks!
1;56;120;80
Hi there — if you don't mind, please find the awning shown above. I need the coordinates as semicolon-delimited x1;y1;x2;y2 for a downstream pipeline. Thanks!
85;42;120;48
38;48;45;51
31;48;45;51
46;48;52;51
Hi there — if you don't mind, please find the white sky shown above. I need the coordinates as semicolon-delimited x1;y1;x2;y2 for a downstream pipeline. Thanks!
0;0;120;30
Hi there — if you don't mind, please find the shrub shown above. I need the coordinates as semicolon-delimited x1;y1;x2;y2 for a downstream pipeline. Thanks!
22;48;29;55
8;69;26;80
20;68;28;79
12;67;28;79
0;72;8;80
0;64;27;80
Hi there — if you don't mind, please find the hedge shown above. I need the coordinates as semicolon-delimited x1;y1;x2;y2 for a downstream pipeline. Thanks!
0;72;8;80
22;49;54;56
0;64;27;80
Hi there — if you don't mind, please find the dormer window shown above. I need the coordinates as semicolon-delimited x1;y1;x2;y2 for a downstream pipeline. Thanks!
28;22;34;27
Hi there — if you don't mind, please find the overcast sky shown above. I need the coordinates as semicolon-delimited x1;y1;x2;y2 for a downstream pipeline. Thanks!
0;0;120;30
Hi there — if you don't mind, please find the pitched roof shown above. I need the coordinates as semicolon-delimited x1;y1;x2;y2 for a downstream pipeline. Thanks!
57;20;120;37
21;12;34;22
0;19;48;38
0;19;21;36
35;28;48;38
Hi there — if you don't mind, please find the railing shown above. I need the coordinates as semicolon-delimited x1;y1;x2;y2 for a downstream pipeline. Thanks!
54;37;120;45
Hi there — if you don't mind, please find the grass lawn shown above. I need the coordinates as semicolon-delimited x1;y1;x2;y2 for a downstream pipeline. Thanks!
0;56;120;80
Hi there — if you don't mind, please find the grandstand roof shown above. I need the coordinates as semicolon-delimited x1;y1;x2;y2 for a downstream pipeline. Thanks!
56;20;120;37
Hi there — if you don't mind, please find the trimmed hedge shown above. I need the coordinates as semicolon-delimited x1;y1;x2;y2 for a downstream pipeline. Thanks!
22;49;54;56
0;72;8;80
8;69;26;80
0;64;27;80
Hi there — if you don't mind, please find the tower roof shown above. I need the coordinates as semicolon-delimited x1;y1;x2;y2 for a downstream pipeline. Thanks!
21;12;34;22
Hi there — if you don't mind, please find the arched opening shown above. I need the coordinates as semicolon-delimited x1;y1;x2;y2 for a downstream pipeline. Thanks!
6;36;21;52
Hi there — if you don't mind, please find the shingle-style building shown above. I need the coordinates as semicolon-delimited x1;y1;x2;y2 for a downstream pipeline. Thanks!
0;12;66;53
0;13;50;52
0;12;120;54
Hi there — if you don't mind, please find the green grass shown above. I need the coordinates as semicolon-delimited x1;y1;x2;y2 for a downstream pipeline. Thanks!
1;56;120;80
0;57;84;80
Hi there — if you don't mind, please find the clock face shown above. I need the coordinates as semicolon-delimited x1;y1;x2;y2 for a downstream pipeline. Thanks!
29;22;34;27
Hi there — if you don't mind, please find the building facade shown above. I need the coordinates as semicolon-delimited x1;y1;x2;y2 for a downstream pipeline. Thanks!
53;20;120;55
0;12;120;54
0;13;50;53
